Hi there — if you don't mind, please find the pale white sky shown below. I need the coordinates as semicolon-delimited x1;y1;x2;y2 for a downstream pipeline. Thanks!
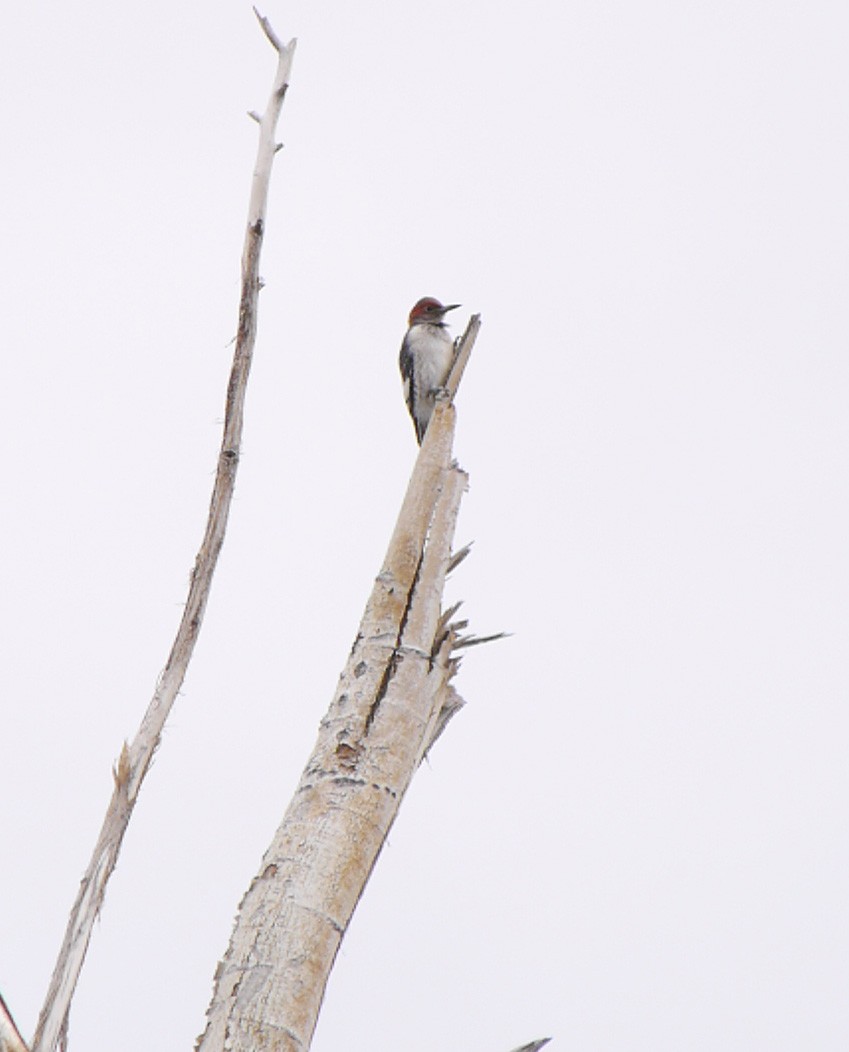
2;1;848;1050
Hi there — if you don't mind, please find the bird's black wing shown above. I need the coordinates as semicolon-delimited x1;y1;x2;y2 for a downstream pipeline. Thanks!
399;341;422;441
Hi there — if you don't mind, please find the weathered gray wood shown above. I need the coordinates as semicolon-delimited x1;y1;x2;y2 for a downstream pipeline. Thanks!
196;400;473;1052
0;994;28;1052
30;22;296;1052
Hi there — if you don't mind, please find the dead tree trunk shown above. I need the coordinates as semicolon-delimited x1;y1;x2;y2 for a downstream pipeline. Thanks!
196;378;480;1051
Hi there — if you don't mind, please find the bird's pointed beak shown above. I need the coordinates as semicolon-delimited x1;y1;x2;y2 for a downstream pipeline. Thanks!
441;303;461;314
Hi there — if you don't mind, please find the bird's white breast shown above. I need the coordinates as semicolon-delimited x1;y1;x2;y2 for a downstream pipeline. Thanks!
406;323;454;393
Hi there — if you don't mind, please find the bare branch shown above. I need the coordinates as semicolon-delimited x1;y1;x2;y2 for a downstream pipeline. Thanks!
30;22;296;1052
0;995;28;1052
445;312;482;399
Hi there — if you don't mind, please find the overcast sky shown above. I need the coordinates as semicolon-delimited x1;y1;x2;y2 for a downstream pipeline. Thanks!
2;1;848;1050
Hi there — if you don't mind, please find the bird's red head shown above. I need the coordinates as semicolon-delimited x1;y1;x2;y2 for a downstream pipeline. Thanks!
408;297;461;326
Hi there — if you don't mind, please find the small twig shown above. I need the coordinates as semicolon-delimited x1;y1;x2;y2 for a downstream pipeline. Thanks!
435;601;463;638
452;630;510;650
447;541;473;573
253;6;284;51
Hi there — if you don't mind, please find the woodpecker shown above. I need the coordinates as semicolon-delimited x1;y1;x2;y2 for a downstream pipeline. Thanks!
399;297;461;444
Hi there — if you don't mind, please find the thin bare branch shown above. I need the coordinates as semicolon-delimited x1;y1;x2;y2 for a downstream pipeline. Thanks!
30;22;296;1052
0;994;28;1052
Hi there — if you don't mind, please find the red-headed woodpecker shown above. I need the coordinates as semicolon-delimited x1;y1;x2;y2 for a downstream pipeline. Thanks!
399;297;460;444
